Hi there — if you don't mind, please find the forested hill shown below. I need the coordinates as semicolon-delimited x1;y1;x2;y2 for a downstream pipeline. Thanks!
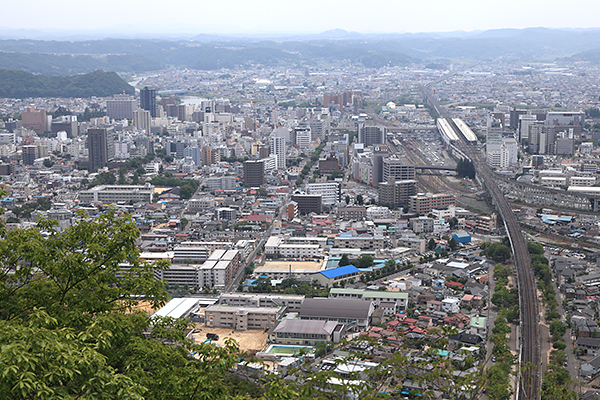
568;48;600;63
0;69;134;98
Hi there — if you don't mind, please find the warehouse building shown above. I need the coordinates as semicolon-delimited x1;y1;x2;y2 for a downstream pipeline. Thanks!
312;265;361;286
299;298;374;331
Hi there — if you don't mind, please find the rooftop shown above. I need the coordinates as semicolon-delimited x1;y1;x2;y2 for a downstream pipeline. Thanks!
299;298;372;320
255;260;324;272
319;265;360;279
470;316;486;329
273;319;338;335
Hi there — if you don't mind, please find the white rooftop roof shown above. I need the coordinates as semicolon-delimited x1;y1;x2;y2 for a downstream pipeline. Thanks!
447;261;470;269
153;297;201;320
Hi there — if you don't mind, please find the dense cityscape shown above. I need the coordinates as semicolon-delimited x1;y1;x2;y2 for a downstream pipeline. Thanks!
5;29;600;400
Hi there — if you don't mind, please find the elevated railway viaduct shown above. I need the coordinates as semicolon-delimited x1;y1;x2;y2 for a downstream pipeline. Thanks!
423;85;541;399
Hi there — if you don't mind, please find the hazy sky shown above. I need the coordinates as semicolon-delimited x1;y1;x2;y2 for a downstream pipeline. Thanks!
5;0;600;36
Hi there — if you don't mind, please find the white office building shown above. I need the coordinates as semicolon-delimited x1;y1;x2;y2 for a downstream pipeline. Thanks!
306;182;341;205
205;176;237;190
133;108;151;134
262;154;277;171
270;136;286;170
295;129;312;149
264;236;321;259
366;206;392;220
519;113;537;142
79;184;154;204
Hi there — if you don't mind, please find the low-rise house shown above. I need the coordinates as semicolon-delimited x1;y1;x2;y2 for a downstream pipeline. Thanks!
444;281;465;290
580;355;600;378
426;300;442;312
448;332;484;346
441;298;461;314
461;294;474;308
577;337;600;356
469;316;487;337
378;301;397;316
575;318;600;338
443;313;470;330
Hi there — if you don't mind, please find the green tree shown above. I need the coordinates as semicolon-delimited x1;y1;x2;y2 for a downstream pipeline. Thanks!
88;171;116;188
428;238;436;251
553;340;566;350
345;195;350;205
180;217;189;230
358;254;374;268
527;241;545;255
549;320;567;342
257;187;268;197
586;107;600;118
35;197;52;211
0;211;219;400
448;237;458;250
118;168;127;184
449;217;458;229
356;194;364;205
339;253;350;267
482;242;511;263
78;107;106;122
456;159;476;179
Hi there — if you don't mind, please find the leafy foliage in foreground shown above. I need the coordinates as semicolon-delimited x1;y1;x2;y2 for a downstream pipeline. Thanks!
0;210;487;400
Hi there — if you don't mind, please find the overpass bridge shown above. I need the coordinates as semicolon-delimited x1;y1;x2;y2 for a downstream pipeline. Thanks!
494;174;600;212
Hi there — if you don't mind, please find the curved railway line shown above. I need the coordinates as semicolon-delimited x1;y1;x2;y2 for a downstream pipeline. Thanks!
422;86;541;399
462;146;540;400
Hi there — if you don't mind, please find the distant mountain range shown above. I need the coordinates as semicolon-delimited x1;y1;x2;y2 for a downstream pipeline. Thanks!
1;27;600;76
0;69;134;98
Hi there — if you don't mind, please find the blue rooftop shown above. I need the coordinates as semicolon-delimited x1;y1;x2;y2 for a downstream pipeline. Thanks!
541;215;573;222
319;265;360;279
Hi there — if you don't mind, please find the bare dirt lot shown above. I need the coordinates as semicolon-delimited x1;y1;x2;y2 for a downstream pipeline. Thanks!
192;326;268;354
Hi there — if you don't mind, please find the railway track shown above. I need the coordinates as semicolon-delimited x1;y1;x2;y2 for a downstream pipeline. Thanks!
467;150;541;400
422;86;540;399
